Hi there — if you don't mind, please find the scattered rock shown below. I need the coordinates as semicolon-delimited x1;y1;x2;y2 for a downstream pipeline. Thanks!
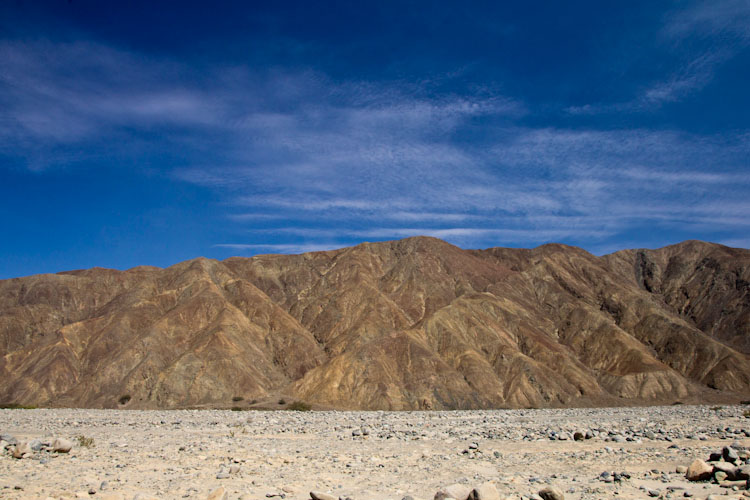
52;437;73;453
435;484;472;500
736;465;750;480
310;492;337;500
2;406;750;500
11;441;32;459
206;488;228;500
686;459;713;481
468;482;500;500
723;446;740;463
712;461;737;480
537;487;564;500
1;433;17;445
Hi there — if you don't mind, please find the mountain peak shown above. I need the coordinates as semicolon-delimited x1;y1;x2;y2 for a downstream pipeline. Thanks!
1;237;748;409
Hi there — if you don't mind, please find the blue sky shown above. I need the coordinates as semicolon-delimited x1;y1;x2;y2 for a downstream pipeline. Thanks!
1;1;749;278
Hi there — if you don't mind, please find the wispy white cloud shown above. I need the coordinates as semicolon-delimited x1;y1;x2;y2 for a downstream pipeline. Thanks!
226;213;291;222
1;38;748;256
639;50;731;107
213;243;341;254
567;0;750;115
566;49;729;113
233;196;402;212
227;209;489;223
663;0;750;41
351;227;614;242
619;166;746;184
382;211;488;223
0;41;221;140
236;226;616;248
205;124;748;252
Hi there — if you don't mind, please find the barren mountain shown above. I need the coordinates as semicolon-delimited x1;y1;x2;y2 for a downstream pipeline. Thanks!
1;237;748;409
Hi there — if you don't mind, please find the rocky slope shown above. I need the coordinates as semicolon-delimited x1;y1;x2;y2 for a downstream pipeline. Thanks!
0;237;748;409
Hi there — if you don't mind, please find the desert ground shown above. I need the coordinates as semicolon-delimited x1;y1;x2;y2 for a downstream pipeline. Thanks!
2;405;750;500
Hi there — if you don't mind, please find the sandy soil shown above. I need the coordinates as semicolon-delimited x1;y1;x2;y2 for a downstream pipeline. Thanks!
2;405;749;500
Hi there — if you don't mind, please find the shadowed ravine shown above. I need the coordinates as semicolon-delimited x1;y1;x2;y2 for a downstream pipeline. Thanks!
1;237;749;409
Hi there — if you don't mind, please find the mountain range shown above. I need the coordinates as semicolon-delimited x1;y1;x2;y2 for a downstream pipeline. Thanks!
1;237;748;409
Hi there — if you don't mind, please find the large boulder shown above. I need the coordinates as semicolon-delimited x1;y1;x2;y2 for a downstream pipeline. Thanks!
52;437;73;453
310;492;337;500
468;483;500;500
712;461;738;480
538;487;565;500
686;459;713;481
435;484;472;500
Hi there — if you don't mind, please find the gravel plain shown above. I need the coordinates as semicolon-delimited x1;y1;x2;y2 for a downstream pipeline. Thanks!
2;405;750;500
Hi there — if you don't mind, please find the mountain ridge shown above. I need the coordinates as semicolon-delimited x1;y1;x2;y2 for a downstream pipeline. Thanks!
1;237;748;409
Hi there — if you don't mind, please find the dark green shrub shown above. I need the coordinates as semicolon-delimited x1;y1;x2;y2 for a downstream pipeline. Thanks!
0;403;37;409
76;435;94;448
232;396;244;402
287;401;311;411
118;395;131;405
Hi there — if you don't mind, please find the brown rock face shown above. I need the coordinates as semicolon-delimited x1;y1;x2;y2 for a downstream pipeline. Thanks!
604;241;750;355
686;459;713;481
0;237;749;409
